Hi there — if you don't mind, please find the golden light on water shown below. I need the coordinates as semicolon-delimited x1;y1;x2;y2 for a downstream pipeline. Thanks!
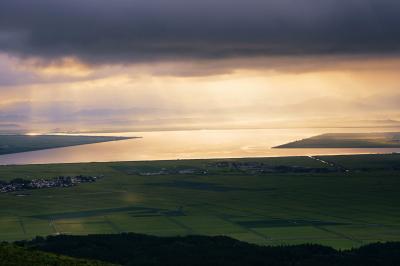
1;128;400;165
24;132;42;136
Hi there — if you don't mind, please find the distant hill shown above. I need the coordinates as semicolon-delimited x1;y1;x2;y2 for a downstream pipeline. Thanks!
0;135;133;155
0;243;113;265
275;132;400;148
17;233;400;266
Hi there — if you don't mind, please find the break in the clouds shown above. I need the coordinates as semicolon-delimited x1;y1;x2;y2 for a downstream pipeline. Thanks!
0;0;400;64
0;0;399;133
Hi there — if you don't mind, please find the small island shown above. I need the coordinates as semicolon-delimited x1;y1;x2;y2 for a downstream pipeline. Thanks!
274;132;400;148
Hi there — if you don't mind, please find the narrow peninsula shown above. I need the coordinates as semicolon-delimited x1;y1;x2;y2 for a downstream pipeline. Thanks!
0;135;135;155
275;132;400;148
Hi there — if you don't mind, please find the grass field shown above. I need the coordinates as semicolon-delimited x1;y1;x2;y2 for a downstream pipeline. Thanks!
275;132;400;148
0;154;399;249
0;243;113;265
0;134;133;155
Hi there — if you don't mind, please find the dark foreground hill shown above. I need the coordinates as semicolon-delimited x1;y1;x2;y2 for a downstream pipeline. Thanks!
0;242;113;266
16;233;400;266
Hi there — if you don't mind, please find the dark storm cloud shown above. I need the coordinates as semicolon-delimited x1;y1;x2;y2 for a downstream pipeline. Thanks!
0;0;399;64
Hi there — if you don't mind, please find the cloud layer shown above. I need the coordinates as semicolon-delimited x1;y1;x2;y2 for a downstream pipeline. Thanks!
0;0;400;64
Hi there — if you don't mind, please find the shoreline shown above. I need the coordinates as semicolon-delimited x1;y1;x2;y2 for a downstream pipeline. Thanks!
0;152;398;167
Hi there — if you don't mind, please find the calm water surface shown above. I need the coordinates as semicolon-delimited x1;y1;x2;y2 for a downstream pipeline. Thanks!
1;128;400;165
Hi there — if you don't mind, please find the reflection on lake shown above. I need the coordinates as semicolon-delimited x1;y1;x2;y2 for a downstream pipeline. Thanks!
1;128;400;165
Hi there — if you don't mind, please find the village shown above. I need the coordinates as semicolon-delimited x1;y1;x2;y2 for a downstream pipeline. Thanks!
137;160;340;176
0;175;102;193
209;161;340;174
138;168;207;176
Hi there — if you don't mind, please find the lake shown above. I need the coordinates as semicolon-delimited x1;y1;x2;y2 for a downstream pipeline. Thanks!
1;128;400;165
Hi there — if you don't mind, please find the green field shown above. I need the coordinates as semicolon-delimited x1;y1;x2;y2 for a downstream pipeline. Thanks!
0;134;133;155
0;154;399;249
275;132;400;148
0;243;113;266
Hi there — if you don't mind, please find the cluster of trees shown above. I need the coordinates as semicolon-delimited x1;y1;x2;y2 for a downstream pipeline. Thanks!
0;243;112;266
16;233;400;266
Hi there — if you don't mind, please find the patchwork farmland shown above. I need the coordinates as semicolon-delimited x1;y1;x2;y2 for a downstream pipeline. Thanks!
0;154;399;249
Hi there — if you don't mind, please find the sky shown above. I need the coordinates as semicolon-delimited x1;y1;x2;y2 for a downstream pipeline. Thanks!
0;0;400;133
